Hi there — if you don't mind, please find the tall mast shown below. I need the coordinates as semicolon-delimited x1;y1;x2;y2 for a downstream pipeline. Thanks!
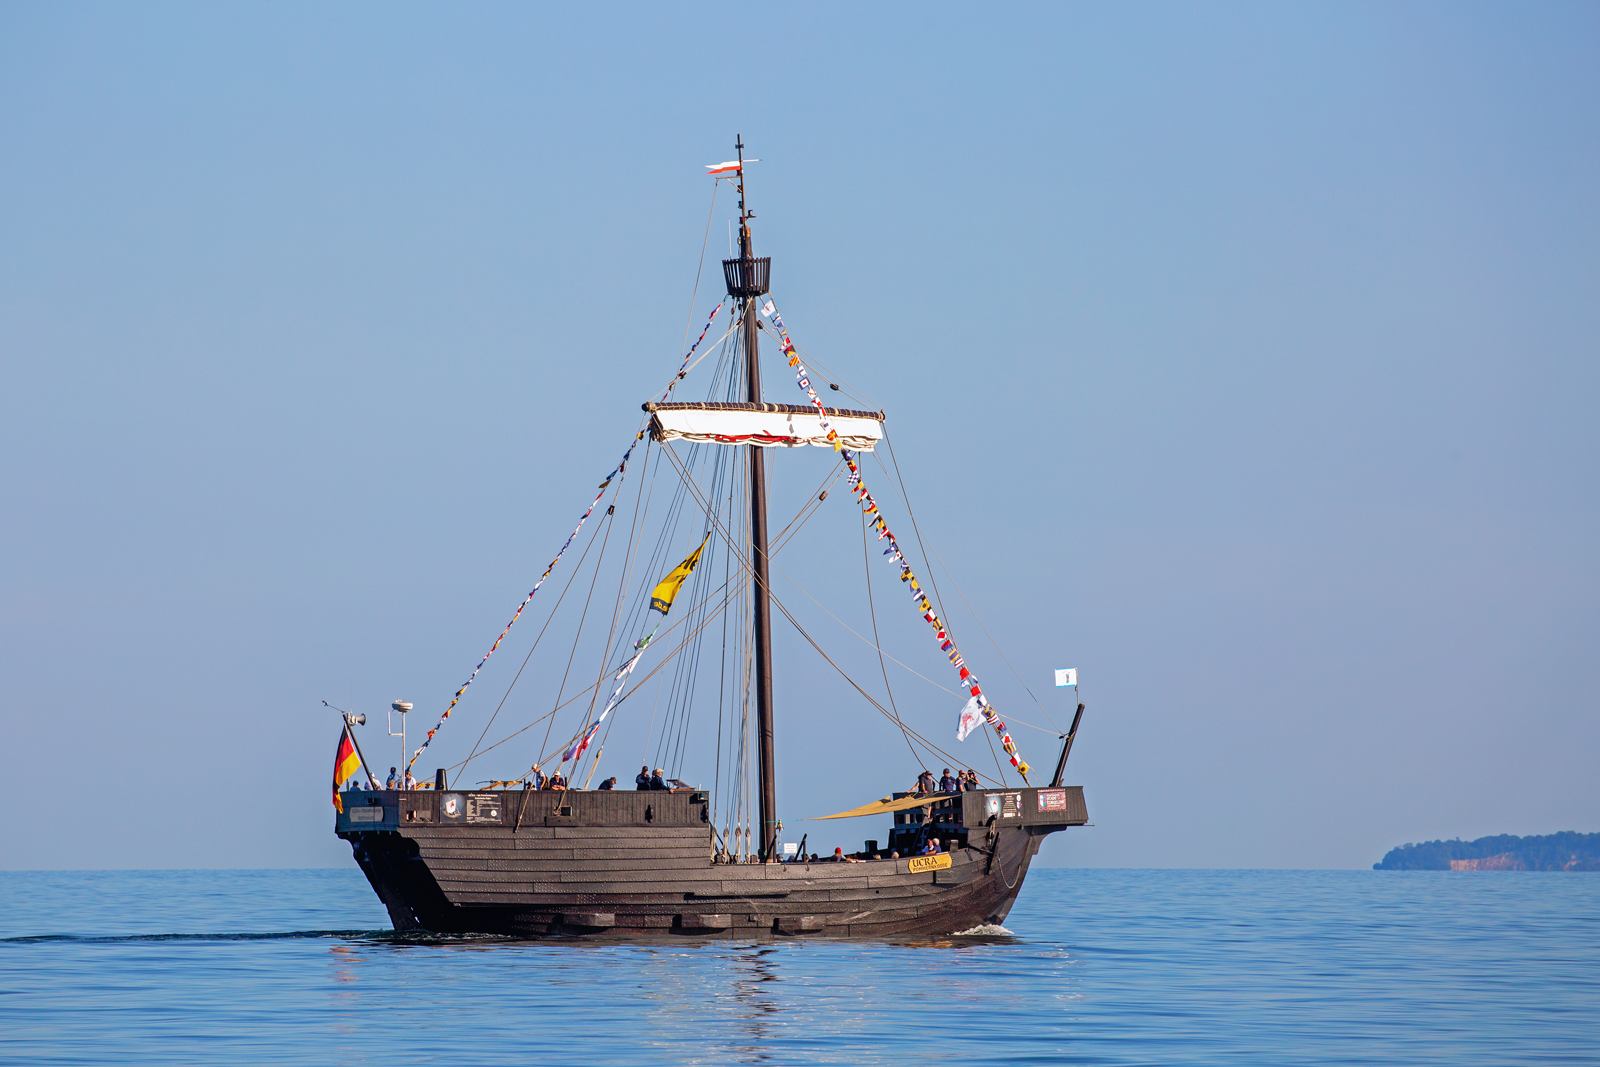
723;136;778;861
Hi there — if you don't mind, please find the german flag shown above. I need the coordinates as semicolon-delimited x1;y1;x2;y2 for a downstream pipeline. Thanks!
332;727;361;813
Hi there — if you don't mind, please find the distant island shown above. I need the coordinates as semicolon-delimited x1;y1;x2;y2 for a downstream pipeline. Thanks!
1374;832;1600;871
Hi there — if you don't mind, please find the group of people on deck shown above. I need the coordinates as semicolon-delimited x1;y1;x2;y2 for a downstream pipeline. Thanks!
915;767;981;794
350;763;980;799
339;767;416;792
346;764;664;793
795;835;950;864
799;765;985;862
634;766;679;791
353;761;980;809
524;766;570;791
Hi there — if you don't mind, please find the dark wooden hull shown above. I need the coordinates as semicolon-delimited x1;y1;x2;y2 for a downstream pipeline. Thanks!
336;785;1086;938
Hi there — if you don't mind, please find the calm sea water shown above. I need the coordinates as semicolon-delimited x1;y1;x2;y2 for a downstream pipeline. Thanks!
2;868;1595;1065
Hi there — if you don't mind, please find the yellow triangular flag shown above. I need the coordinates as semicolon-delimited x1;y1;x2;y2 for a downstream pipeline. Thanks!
649;534;710;615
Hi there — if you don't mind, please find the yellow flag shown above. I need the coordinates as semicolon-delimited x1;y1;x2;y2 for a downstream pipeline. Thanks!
649;535;710;615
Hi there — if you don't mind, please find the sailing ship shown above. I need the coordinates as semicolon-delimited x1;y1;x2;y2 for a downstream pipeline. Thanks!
332;140;1088;937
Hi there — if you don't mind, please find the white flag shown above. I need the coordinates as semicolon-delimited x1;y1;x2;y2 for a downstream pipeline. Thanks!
596;644;648;725
956;695;985;742
1055;668;1078;687
759;298;775;317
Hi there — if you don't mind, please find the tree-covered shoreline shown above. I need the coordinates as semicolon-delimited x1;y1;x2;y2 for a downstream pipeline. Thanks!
1374;832;1600;870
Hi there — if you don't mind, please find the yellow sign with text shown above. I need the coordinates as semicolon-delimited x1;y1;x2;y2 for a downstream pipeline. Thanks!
908;853;953;874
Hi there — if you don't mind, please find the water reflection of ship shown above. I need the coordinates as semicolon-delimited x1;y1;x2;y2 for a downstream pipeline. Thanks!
732;947;782;1060
333;140;1089;937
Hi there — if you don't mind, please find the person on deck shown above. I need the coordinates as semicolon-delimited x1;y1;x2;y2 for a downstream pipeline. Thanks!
636;765;651;790
385;767;400;790
529;765;545;791
963;769;980;792
649;768;669;791
402;769;416;791
940;768;958;793
548;772;568;792
916;770;936;794
922;837;941;855
598;777;617;791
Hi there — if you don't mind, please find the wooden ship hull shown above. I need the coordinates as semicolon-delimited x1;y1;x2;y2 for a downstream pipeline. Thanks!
337;785;1087;937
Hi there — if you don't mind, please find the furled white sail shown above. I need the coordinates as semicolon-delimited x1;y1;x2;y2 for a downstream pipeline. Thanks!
644;402;884;451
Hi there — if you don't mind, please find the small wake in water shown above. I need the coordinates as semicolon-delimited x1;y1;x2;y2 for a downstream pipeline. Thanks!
2;930;391;945
953;923;1015;936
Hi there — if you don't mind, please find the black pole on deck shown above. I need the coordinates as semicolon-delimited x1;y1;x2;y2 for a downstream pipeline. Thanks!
1050;703;1086;788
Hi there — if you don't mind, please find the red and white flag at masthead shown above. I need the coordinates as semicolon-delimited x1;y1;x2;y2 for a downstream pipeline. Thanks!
706;159;756;178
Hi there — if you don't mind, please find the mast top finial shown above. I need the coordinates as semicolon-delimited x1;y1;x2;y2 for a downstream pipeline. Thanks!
722;135;770;298
736;135;752;256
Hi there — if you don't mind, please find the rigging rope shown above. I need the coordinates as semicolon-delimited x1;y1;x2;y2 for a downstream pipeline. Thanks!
677;181;719;358
457;500;613;777
427;284;1041;803
864;510;923;768
656;440;996;784
660;303;727;402
539;476;627;767
926;541;1062;733
405;429;647;774
464;448;824;784
759;297;1034;783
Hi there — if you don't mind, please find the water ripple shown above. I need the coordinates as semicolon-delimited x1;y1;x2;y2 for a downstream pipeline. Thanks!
2;869;1595;1066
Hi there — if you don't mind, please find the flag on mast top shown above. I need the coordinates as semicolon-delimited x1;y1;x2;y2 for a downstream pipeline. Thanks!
706;159;756;178
1055;668;1078;687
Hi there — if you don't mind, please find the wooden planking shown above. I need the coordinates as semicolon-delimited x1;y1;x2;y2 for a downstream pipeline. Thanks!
403;825;708;845
427;864;701;883
427;864;724;886
842;909;940;932
550;873;919;895
866;871;933;889
415;845;712;863
551;825;709;840
417;875;1021;935
823;883;945;904
433;872;732;894
439;889;684;906
436;890;941;917
406;825;554;841
428;860;957;892
420;847;963;900
934;864;983;886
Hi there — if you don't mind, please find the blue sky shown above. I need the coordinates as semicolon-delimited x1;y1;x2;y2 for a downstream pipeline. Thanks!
3;3;1596;869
